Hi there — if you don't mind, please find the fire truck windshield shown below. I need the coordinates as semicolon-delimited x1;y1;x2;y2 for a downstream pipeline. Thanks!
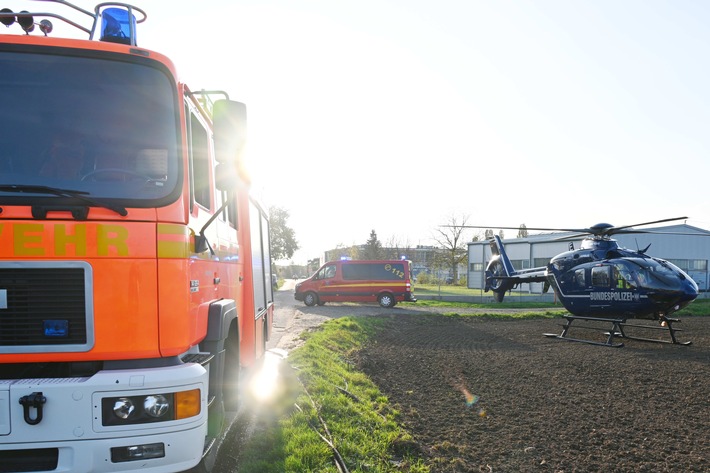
0;49;180;206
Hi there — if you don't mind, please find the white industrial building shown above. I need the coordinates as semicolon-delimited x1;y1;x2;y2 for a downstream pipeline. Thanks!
467;224;710;296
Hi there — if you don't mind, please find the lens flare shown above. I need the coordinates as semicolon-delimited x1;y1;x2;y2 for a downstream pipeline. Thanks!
461;387;479;407
248;351;283;402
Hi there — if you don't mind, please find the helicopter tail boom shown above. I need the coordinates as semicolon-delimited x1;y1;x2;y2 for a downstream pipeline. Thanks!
485;235;547;302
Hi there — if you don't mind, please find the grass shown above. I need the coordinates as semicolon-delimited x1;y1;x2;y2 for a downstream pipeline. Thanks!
676;298;710;316
236;317;429;473
413;284;476;296
413;283;563;303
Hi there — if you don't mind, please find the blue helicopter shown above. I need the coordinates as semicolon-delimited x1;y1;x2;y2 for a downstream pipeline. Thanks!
474;217;700;347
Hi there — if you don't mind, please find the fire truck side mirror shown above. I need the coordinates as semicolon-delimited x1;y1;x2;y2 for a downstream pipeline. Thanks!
214;163;238;192
213;99;247;164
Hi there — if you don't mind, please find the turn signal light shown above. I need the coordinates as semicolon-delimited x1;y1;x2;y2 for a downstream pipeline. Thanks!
175;389;201;420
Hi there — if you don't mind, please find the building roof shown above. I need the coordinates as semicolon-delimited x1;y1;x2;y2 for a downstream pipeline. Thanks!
468;224;710;246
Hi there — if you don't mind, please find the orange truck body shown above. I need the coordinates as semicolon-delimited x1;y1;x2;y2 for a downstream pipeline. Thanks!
0;3;273;472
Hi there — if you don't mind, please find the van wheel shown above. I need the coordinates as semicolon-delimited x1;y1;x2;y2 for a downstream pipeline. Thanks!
304;292;318;306
378;293;396;308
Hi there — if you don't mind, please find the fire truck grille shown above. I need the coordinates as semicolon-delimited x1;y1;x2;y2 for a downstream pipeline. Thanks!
0;266;90;348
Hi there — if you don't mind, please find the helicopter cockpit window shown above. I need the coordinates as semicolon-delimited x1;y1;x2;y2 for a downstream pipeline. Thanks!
591;266;610;287
574;268;586;287
626;258;684;292
612;263;636;289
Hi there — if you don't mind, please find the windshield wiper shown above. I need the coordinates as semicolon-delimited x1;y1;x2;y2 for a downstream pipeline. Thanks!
0;185;127;217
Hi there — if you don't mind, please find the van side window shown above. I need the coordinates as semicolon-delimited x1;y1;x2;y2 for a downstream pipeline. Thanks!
318;265;336;280
342;263;406;280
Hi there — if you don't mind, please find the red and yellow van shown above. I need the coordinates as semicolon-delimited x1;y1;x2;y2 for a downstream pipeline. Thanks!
295;260;417;308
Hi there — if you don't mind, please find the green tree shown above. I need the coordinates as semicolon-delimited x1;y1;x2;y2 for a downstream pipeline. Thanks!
361;229;383;260
268;206;299;261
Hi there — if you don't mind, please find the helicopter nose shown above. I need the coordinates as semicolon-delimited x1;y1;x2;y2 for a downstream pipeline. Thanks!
673;278;699;311
683;275;699;296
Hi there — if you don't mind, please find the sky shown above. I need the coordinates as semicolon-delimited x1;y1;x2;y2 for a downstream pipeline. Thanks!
6;0;710;264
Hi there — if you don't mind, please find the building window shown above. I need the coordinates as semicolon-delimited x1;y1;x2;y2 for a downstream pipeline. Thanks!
471;263;483;271
533;258;550;268
690;259;708;271
511;259;530;270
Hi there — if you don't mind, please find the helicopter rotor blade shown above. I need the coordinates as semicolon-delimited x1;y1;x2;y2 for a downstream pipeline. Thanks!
443;224;592;233
613;229;710;236
607;216;688;235
550;233;590;241
444;217;697;240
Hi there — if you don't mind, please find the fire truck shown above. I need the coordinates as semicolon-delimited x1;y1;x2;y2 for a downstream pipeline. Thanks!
0;2;274;472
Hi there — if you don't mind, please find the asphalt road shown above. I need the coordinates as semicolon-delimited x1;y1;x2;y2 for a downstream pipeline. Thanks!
267;278;333;352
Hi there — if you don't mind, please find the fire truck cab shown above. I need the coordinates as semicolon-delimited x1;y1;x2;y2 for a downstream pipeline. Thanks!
0;3;273;472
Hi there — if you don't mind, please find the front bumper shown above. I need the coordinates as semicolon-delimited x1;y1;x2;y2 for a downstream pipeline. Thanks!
0;363;208;473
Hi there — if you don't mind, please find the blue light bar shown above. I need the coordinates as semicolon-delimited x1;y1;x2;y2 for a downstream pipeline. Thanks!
100;7;136;45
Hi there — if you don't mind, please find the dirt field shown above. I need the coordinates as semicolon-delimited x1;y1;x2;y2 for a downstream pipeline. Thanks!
354;314;710;472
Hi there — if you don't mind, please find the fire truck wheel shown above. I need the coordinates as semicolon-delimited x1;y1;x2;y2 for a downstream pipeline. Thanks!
222;325;241;412
304;292;318;306
378;293;396;308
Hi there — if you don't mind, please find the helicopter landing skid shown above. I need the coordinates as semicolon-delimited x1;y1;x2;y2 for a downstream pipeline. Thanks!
617;316;691;346
544;316;625;347
543;315;691;347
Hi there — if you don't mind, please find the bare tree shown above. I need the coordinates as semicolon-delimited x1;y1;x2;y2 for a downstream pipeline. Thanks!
433;214;470;284
384;235;413;260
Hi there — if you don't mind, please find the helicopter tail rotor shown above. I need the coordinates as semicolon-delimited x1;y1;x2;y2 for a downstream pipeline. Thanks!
485;236;517;302
484;235;550;302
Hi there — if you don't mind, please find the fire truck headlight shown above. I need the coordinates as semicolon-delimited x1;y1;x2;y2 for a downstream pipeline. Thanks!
102;389;201;426
113;398;135;420
144;395;170;418
102;393;174;426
